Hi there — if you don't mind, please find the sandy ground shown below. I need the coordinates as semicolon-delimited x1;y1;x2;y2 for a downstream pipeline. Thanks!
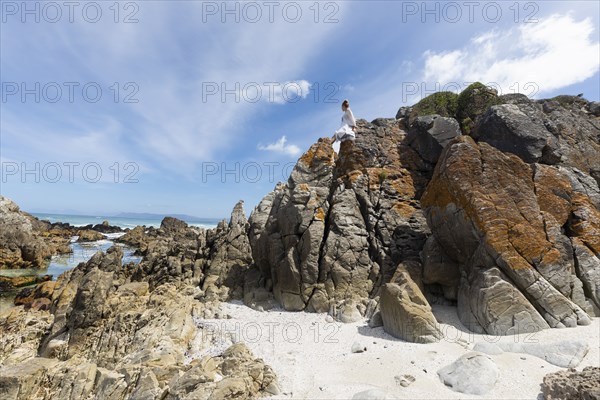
197;301;600;400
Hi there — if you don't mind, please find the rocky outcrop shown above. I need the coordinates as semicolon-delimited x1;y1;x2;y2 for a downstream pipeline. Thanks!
541;367;600;400
76;229;104;242
455;82;500;134
0;196;59;269
128;202;253;305
0;275;51;292
404;91;458;126
249;87;599;334
13;280;56;309
249;119;432;323
0;207;277;399
421;136;598;334
474;94;600;186
0;196;124;270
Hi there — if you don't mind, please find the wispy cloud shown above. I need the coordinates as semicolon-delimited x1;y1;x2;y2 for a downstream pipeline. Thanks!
422;14;600;96
1;2;344;172
258;136;301;156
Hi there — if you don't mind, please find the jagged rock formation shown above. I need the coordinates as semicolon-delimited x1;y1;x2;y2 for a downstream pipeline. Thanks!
0;207;278;399
248;119;432;326
245;86;599;338
120;201;253;304
0;195;125;270
1;83;598;400
0;196;67;269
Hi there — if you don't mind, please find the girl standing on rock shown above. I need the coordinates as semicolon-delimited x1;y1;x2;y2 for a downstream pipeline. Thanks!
332;99;357;143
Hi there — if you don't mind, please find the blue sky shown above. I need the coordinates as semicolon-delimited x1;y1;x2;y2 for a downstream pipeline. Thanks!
1;0;599;218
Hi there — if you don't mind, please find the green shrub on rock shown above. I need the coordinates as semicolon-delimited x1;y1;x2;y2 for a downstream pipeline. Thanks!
408;91;458;124
456;82;500;134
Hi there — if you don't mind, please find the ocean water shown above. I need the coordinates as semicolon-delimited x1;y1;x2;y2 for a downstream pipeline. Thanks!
31;213;221;229
0;235;143;311
0;213;221;311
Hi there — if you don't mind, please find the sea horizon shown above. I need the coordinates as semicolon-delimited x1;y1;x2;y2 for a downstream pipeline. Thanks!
31;212;222;230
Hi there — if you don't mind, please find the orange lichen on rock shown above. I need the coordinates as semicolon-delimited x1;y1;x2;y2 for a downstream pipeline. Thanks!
299;138;335;168
314;207;326;222
422;136;565;272
569;192;600;253
534;165;573;225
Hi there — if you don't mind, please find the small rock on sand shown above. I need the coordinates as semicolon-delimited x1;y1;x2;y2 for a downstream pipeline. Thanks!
351;342;367;353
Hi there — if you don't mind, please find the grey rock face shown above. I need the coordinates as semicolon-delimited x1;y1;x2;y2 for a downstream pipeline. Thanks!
406;115;461;163
474;97;600;186
438;352;499;395
421;236;459;300
249;122;432;324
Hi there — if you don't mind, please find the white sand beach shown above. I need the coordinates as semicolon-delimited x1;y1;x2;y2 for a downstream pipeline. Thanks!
200;302;600;400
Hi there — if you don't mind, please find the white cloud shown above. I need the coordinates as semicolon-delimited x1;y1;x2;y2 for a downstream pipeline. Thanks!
268;80;313;105
258;136;301;156
422;14;600;96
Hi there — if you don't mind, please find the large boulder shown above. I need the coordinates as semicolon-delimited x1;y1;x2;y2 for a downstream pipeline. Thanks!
76;229;104;242
438;352;499;395
421;136;596;334
406;115;461;163
160;216;189;234
380;271;442;343
474;95;600;186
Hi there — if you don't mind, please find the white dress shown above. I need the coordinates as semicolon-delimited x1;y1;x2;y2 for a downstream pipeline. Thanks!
334;108;357;142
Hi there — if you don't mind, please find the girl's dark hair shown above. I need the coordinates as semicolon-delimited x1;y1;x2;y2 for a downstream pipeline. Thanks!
342;99;349;107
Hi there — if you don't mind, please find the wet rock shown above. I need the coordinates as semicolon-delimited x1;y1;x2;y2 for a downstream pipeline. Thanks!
76;229;104;242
